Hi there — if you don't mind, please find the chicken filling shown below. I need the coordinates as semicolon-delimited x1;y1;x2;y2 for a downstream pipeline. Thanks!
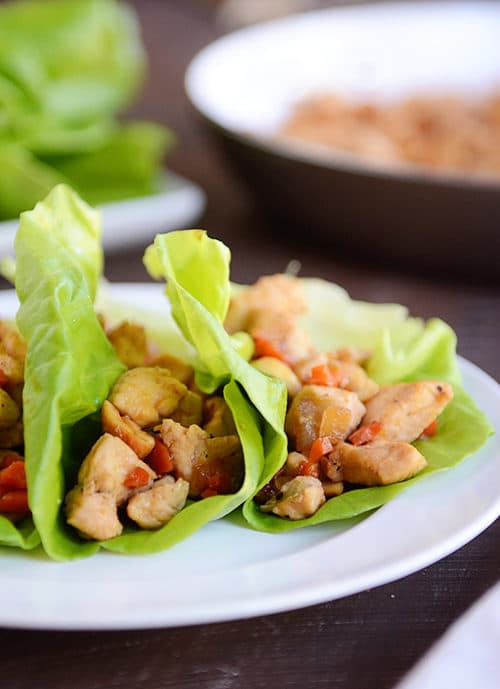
226;275;453;521
64;319;244;540
0;316;244;539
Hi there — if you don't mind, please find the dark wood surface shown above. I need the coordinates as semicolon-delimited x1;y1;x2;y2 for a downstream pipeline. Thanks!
2;2;499;688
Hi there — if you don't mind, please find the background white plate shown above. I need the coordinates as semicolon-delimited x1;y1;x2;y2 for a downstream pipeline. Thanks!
0;172;205;255
0;284;498;631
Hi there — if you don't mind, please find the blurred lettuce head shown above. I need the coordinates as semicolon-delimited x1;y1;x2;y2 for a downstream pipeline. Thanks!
0;0;172;220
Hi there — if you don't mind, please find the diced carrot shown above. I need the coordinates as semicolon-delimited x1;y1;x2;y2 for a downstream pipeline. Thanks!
299;460;321;479
201;488;219;499
308;436;334;463
123;467;151;489
252;331;288;363
0;461;27;490
0;452;23;469
146;438;174;475
420;419;438;439
0;490;29;515
0;369;9;388
306;364;348;388
348;422;383;446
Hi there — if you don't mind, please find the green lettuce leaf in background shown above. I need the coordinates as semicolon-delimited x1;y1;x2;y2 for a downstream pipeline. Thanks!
0;143;68;222
0;0;172;220
49;122;174;205
0;0;145;124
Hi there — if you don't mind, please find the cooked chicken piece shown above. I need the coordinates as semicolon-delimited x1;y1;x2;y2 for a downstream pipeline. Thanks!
160;419;208;484
286;385;366;454
0;352;24;385
160;418;243;497
322;481;344;497
293;353;329;381
65;433;156;540
321;452;343;482
127;476;189;529
203;397;237;437
330;440;427;485
293;353;378;401
0;321;26;362
65;490;122;541
0;389;19;430
362;381;453;443
107;321;148;369
225;275;315;364
101;400;155;459
249;312;314;365
331;347;371;366
251;356;301;396
261;476;325;520
225;274;307;333
327;358;379;401
109;367;187;428
171;390;203;427
285;451;307;475
0;420;23;448
146;353;194;385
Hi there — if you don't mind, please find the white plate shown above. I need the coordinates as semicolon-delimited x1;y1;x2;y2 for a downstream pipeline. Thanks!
0;284;498;631
0;172;205;255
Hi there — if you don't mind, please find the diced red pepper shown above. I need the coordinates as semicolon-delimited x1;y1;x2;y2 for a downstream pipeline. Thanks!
252;331;288;363
420;419;438;439
123;466;151;489
146;438;174;475
0;452;23;469
306;364;348;388
0;490;29;515
0;369;9;388
299;460;321;479
308;436;334;463
348;422;383;446
0;461;27;490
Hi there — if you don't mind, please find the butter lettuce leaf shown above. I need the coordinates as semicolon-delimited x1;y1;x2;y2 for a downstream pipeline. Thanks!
48;122;173;206
143;230;288;541
0;0;171;220
15;184;126;560
0;0;145;123
12;199;272;558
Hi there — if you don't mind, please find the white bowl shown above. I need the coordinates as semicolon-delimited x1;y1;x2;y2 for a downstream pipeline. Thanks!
186;1;500;277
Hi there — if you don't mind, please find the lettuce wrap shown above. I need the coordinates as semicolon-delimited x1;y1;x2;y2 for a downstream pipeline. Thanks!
144;231;493;533
13;186;270;559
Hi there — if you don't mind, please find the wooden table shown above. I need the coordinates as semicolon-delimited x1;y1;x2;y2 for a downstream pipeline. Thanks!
2;3;499;688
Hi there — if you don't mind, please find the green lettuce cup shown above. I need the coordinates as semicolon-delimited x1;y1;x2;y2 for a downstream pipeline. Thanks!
13;187;265;560
144;230;493;534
